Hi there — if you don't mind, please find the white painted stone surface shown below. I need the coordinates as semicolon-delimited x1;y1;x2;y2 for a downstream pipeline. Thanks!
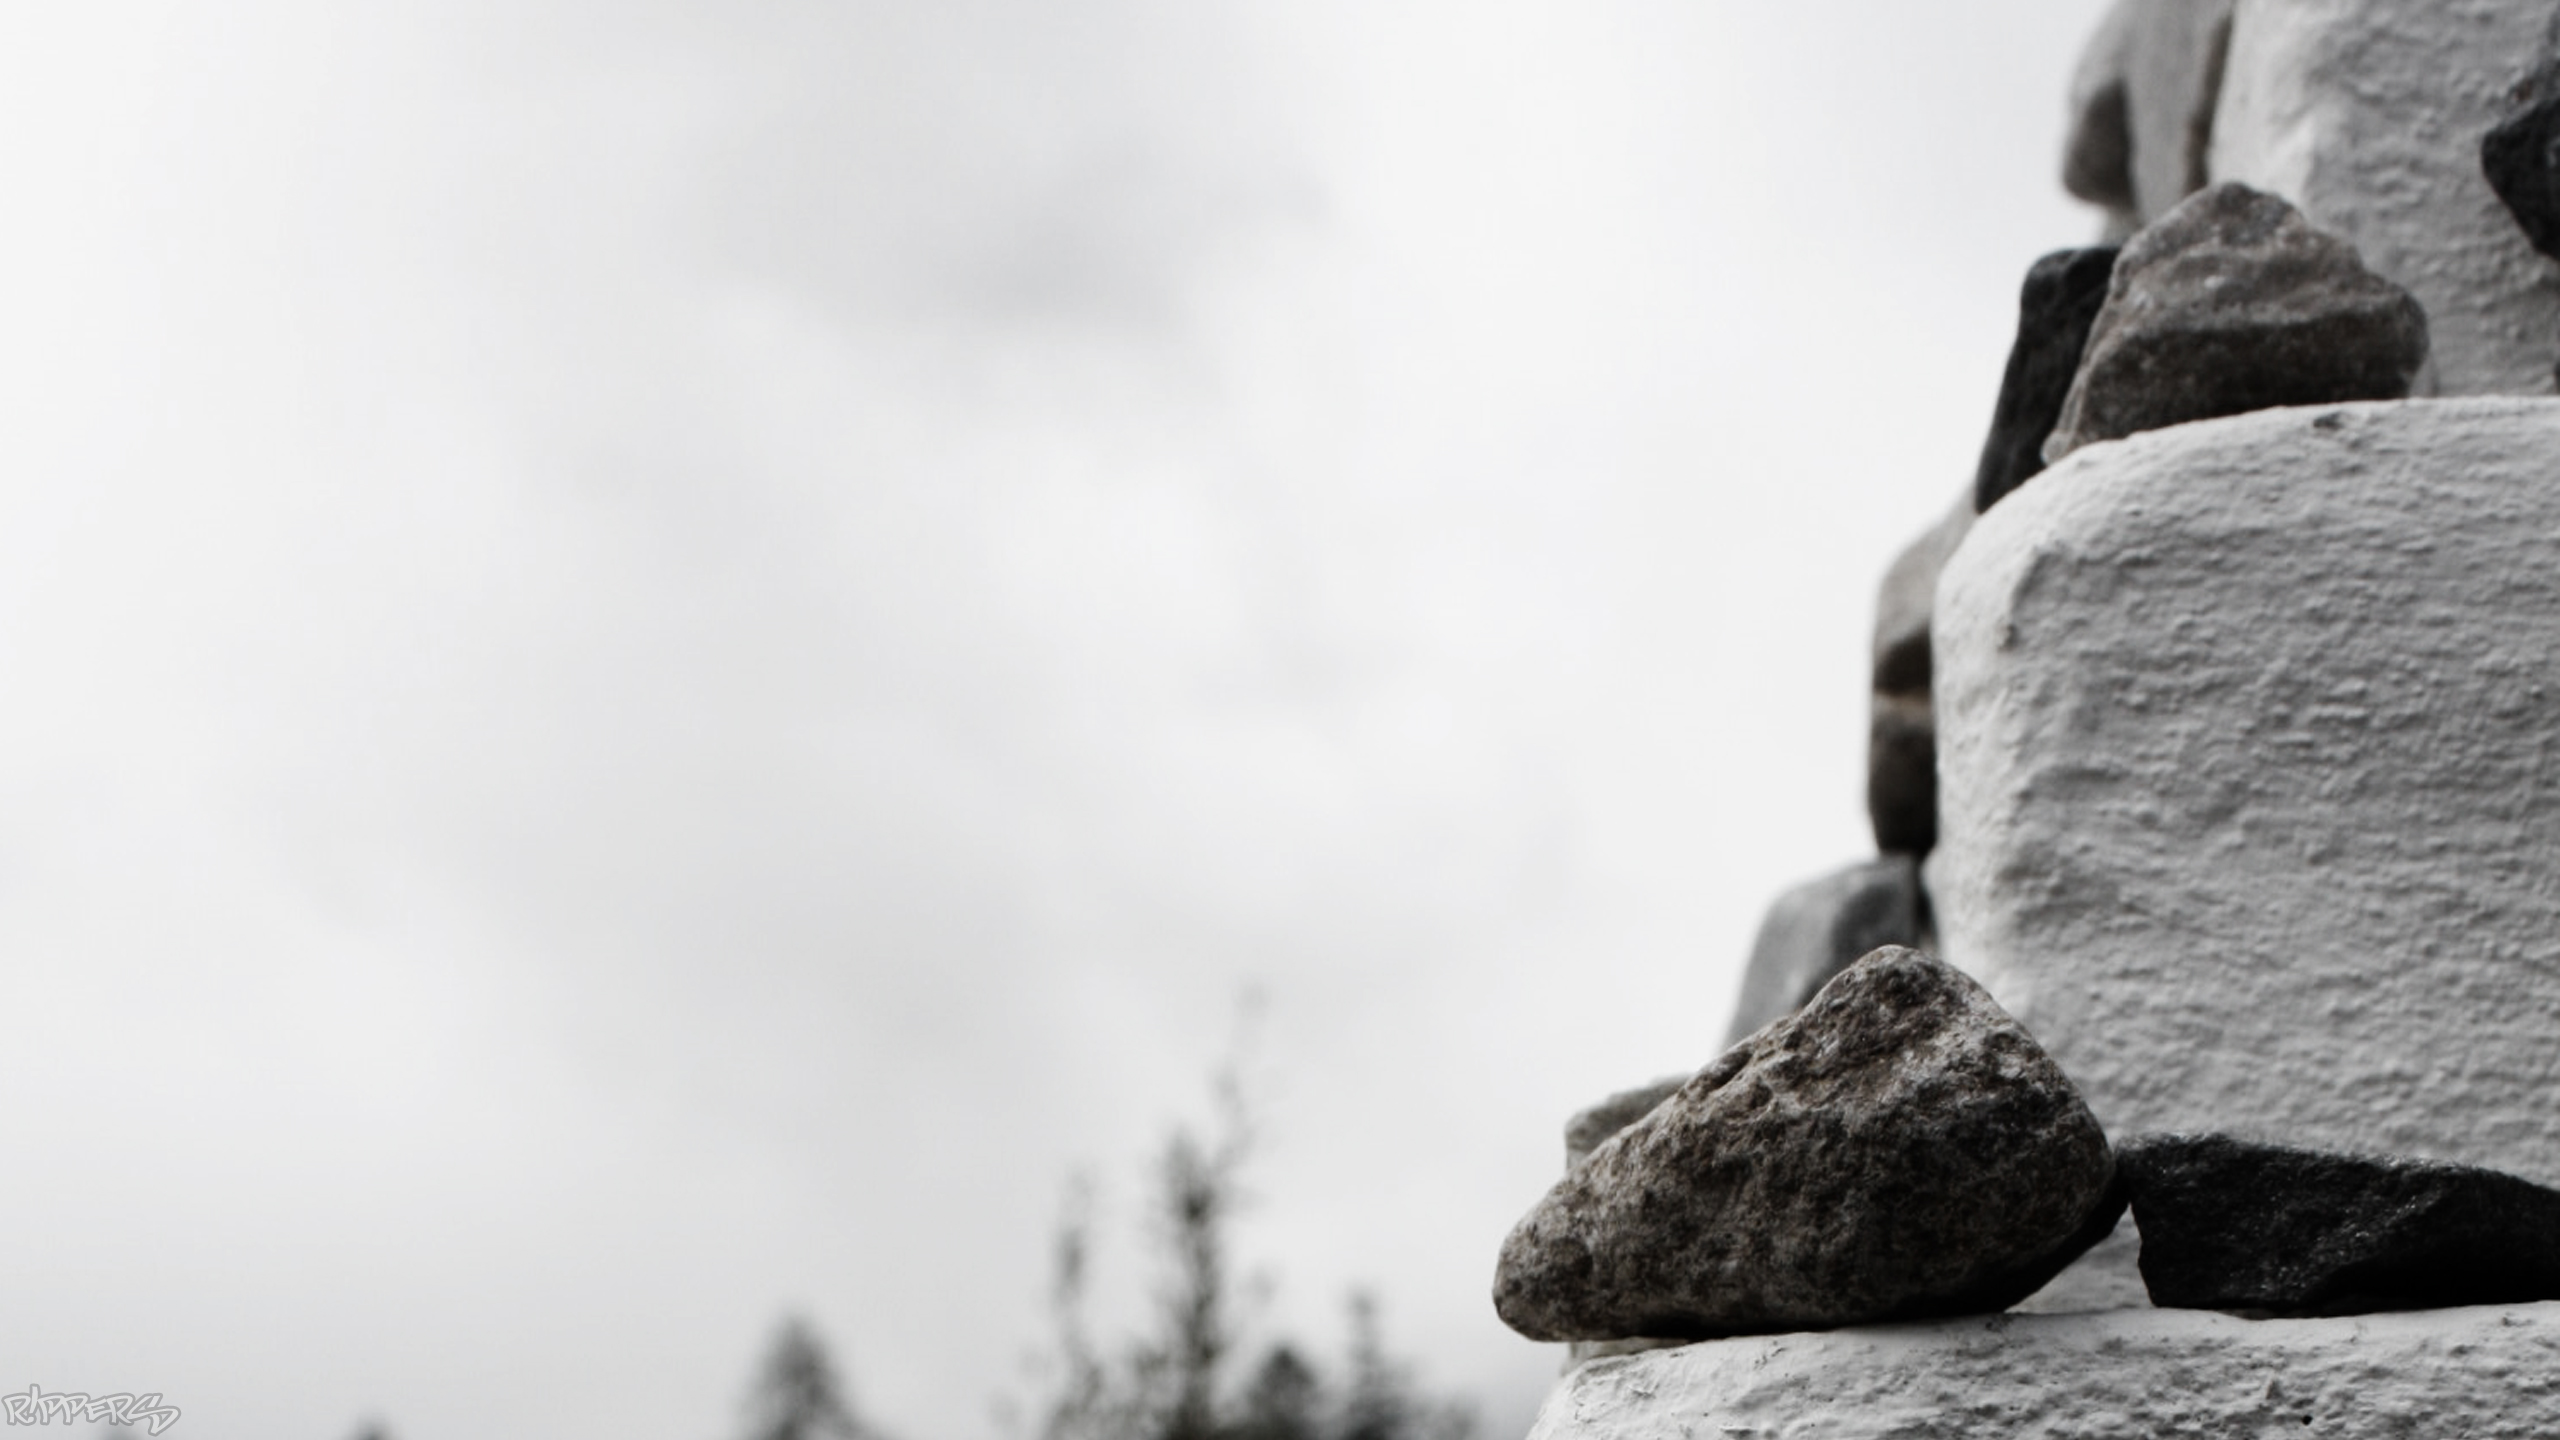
1530;1302;2560;1439
1931;398;2560;1186
2210;0;2560;395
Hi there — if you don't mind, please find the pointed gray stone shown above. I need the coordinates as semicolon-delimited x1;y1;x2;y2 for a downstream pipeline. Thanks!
1494;948;2122;1343
2046;184;2429;462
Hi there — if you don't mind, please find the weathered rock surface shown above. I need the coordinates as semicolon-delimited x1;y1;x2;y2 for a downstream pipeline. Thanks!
1718;858;1922;1047
2044;183;2428;460
2212;0;2560;395
1562;1077;1685;1173
2482;18;2560;262
2120;1134;2560;1316
1494;949;2120;1343
1930;399;2560;1190
2062;0;2237;229
1974;248;2119;512
1531;1302;2560;1438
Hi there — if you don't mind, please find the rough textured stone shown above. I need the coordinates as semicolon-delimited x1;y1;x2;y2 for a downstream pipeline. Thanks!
2062;0;2237;229
2482;16;2560;262
2212;0;2560;396
1493;948;2120;1343
1530;1302;2560;1438
1718;858;1921;1048
1929;399;2560;1192
1558;1076;1720;1369
2120;1134;2560;1316
1973;248;2119;512
2044;183;2428;460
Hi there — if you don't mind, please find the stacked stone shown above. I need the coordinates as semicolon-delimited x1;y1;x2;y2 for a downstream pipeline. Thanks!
1500;2;2560;1433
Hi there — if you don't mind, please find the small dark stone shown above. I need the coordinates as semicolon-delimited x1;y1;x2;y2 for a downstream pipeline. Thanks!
1494;948;2124;1343
2044;183;2429;461
2482;14;2560;260
1975;247;2121;512
1721;857;1922;1048
2120;1134;2560;1316
1866;496;1970;854
1867;697;1938;856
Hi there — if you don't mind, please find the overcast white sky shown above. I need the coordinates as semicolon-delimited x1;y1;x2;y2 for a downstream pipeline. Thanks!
0;4;2110;1437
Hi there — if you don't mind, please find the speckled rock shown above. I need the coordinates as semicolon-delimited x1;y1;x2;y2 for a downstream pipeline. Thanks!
2212;0;2560;395
2044;183;2428;461
1930;399;2560;1190
2121;1134;2560;1315
1493;948;2120;1343
1529;1302;2560;1438
1719;857;1922;1047
1974;248;2119;512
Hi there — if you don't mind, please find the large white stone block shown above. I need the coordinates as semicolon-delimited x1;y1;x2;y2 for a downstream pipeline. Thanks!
2210;0;2560;395
1530;1302;2560;1439
1932;399;2560;1184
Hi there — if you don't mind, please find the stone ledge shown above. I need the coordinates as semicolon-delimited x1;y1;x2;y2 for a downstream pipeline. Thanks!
1529;1302;2560;1438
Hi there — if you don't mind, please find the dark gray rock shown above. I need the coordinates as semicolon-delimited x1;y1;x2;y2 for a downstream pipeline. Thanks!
1563;1076;1685;1172
2483;16;2560;262
1868;697;1937;856
1872;492;1971;700
2044;183;2430;462
2120;1134;2560;1316
1868;496;1971;853
1494;948;2123;1343
1721;857;1922;1048
1975;248;2120;512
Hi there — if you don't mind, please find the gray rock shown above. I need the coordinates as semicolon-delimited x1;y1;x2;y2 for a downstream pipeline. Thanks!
1559;1076;1700;1369
2065;1;2237;233
2120;1134;2560;1316
1867;696;1937;856
1720;857;1922;1049
2044;183;2430;462
2482;13;2560;262
2062;0;2140;225
1563;1076;1686;1173
1973;248;2119;514
1868;495;1972;855
1493;948;2123;1343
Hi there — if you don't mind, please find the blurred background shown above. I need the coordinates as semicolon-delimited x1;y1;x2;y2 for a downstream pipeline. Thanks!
0;3;2110;1436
